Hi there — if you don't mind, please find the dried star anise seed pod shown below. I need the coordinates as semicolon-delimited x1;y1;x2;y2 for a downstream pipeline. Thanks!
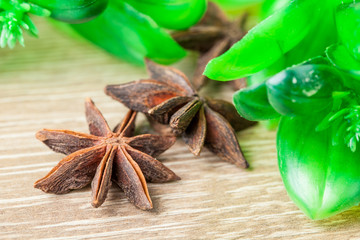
34;98;179;210
172;2;248;90
105;60;256;168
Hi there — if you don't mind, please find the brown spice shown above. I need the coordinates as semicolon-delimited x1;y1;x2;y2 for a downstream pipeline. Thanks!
105;60;256;168
34;98;179;210
172;2;248;90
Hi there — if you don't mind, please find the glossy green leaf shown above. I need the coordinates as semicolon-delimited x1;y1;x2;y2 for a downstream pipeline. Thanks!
282;3;337;68
261;0;289;19
212;0;263;9
326;44;360;74
248;0;336;84
247;57;286;86
233;82;280;121
247;25;336;85
29;0;108;23
204;0;322;80
326;44;360;94
336;1;360;61
278;115;360;220
124;0;206;30
266;64;343;116
71;1;186;65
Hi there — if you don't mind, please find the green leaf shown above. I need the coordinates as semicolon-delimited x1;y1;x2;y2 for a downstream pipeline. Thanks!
326;44;360;74
261;0;289;19
213;0;263;6
281;6;337;68
233;82;280;121
248;1;336;84
278;115;360;220
213;0;263;10
204;0;340;81
326;44;360;94
29;0;108;23
336;1;360;61
266;64;343;116
124;0;206;30
71;1;186;65
204;0;321;80
246;57;286;86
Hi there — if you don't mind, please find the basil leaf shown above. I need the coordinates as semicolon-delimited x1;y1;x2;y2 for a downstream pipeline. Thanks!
278;115;360;220
247;57;286;86
282;11;337;68
261;0;289;19
233;82;280;121
213;0;263;9
29;0;108;23
124;0;206;30
326;44;360;94
71;0;186;65
336;1;360;61
266;64;343;116
204;0;321;80
204;0;341;81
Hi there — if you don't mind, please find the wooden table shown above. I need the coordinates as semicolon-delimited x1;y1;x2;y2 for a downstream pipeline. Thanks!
1;19;360;240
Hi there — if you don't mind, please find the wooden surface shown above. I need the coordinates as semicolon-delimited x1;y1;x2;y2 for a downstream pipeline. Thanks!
1;19;360;240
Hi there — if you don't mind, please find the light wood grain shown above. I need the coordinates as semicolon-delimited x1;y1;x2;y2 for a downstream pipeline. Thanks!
1;19;360;240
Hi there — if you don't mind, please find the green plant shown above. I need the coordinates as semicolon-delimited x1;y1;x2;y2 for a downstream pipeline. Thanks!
0;0;206;64
206;0;360;219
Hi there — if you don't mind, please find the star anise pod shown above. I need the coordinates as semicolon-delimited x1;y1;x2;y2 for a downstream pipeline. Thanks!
172;2;248;90
34;98;179;210
105;60;255;168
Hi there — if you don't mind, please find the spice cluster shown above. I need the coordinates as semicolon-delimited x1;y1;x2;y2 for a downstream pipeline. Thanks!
34;59;254;210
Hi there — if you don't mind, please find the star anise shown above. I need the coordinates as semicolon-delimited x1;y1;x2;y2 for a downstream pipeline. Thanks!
105;60;255;168
172;2;248;90
34;98;179;210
